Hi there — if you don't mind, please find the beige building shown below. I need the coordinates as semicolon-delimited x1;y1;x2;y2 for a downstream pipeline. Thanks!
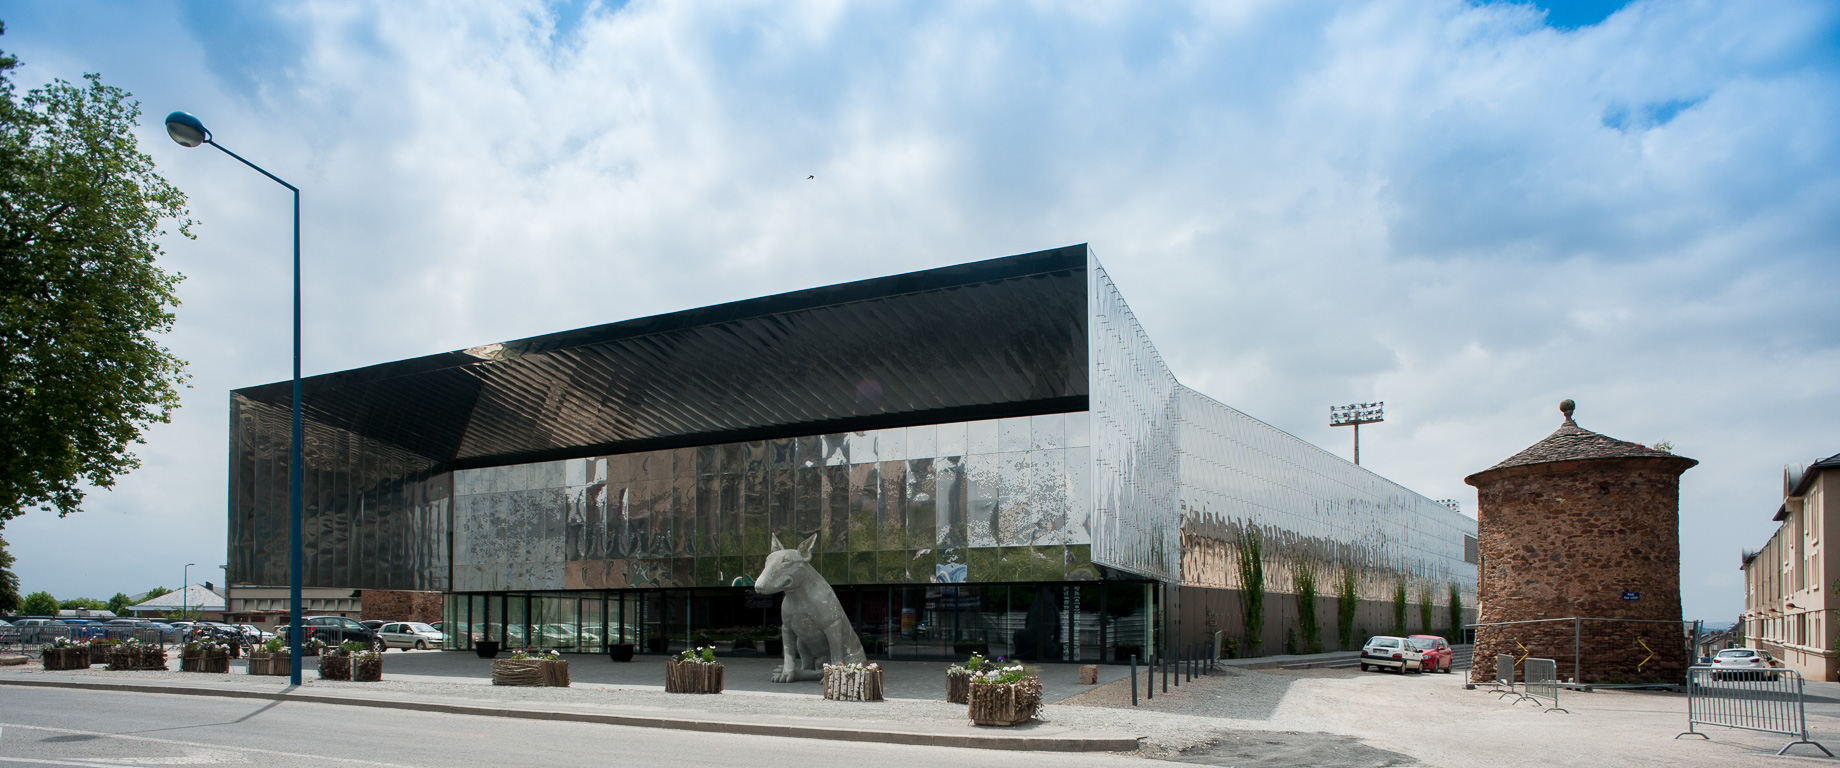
1742;452;1840;682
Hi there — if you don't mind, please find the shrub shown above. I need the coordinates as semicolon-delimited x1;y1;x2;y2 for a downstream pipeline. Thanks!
1235;527;1265;655
1294;560;1323;654
1337;564;1359;650
1391;578;1407;636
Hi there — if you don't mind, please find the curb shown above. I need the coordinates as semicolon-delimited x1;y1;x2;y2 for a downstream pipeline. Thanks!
0;678;1142;753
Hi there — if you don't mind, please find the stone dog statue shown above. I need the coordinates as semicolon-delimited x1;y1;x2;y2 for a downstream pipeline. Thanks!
754;533;866;682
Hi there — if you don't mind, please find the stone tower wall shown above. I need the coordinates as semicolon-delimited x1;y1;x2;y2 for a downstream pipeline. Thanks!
1470;456;1690;685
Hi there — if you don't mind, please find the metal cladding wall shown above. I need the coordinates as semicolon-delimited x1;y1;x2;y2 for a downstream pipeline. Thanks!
1087;255;1180;582
228;246;1093;590
449;414;1097;591
1175;387;1477;607
227;394;450;590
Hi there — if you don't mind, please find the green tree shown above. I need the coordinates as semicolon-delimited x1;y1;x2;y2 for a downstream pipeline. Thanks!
1293;559;1322;654
141;585;172;601
1336;563;1359;649
1447;583;1463;638
0;535;19;612
106;591;132;614
58;596;104;611
1235;527;1265;655
0;22;192;523
1391;577;1408;636
1417;584;1434;635
20;589;56;615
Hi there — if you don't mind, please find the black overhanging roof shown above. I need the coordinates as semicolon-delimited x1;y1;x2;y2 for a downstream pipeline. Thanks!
234;245;1092;468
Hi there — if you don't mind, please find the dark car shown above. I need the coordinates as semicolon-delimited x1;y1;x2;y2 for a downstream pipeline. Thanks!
277;616;380;649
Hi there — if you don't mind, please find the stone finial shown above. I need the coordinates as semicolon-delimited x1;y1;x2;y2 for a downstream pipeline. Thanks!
1560;399;1576;424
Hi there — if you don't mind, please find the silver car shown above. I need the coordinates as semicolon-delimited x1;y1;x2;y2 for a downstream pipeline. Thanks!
376;621;444;651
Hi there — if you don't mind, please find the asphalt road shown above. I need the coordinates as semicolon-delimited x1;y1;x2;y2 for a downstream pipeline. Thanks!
0;686;1158;768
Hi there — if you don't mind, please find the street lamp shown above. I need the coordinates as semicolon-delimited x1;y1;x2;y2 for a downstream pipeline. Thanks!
166;111;305;686
182;562;195;621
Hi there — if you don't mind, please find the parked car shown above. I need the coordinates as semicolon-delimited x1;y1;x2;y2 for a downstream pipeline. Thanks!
276;616;380;649
10;618;70;644
1360;635;1424;673
103;618;169;641
235;624;272;644
1407;635;1454;673
360;620;387;631
1710;648;1782;680
376;622;444;650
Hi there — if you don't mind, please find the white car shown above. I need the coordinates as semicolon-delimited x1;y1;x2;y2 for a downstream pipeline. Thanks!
377;621;444;651
1710;648;1781;680
1359;635;1424;673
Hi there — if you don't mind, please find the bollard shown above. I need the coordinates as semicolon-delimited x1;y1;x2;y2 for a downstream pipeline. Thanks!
1162;653;1169;693
1130;654;1138;706
1147;654;1154;699
1174;646;1181;687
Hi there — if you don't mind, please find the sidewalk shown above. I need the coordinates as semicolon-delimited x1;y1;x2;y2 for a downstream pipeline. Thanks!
0;658;1149;753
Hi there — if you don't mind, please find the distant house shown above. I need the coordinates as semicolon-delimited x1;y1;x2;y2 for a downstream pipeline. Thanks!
1741;451;1840;681
128;584;227;621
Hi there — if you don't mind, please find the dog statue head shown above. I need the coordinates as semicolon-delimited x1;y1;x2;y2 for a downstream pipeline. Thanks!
754;533;818;595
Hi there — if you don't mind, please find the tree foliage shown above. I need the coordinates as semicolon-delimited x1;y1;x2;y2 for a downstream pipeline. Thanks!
1391;577;1408;636
1293;558;1322;654
0;535;18;612
1336;563;1359;650
1235;526;1264;655
59;595;104;610
106;591;131;613
1447;582;1463;639
0;22;191;523
20;589;56;616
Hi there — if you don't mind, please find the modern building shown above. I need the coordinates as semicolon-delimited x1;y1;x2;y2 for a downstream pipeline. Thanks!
226;245;1475;660
1741;451;1840;681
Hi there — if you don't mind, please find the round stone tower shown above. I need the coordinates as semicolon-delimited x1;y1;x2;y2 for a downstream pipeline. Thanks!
1465;400;1697;685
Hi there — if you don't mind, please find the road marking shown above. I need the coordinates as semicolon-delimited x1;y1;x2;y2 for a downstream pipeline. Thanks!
0;724;417;768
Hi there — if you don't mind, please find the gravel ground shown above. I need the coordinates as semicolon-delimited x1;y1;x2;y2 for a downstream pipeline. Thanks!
1061;666;1302;721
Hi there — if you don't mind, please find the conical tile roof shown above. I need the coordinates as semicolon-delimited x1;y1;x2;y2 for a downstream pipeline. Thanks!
1465;400;1696;485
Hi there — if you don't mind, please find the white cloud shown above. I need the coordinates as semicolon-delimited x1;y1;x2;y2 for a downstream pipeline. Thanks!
2;0;1835;622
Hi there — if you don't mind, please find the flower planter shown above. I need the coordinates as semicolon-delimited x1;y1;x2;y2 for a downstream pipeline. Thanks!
664;660;723;693
88;643;117;665
474;640;500;659
319;653;351;681
966;677;1042;727
181;648;231;673
41;647;89;671
822;664;883;702
246;651;293;676
607;644;635;663
107;646;167;671
351;652;383;682
945;668;972;704
492;658;571;686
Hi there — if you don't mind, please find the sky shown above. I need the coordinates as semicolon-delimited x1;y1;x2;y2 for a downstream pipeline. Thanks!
0;0;1835;624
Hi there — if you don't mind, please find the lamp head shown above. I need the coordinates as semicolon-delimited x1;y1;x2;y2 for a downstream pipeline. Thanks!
165;112;209;147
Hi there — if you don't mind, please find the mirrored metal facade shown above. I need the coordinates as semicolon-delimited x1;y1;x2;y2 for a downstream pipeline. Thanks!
226;242;1475;655
1176;386;1477;606
450;414;1097;592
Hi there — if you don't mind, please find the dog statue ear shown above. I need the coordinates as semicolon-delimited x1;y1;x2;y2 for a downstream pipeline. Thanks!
798;533;818;559
771;533;784;552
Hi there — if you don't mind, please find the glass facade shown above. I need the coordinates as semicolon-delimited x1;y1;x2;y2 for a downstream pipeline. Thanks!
1176;386;1477;606
1087;253;1181;582
449;414;1099;592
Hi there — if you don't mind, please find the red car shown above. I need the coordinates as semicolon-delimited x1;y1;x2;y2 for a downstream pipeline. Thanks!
1408;635;1454;673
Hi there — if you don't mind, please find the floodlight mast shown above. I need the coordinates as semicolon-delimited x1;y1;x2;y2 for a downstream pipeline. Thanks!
1329;401;1384;465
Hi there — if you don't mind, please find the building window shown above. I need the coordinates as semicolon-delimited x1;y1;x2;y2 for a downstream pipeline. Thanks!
1464;535;1479;565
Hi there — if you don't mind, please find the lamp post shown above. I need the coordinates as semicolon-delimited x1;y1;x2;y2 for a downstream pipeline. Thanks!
182;562;194;622
1329;401;1383;465
165;111;304;686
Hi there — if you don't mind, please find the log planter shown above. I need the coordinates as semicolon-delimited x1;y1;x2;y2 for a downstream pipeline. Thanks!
107;645;167;671
822;665;883;702
663;660;724;694
181;647;232;673
41;647;90;671
966;677;1043;727
318;652;383;682
88;643;118;666
945;668;972;704
492;658;571;687
246;652;293;676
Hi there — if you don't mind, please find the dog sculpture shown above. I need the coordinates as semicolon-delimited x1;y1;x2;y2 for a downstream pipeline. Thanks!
755;533;867;682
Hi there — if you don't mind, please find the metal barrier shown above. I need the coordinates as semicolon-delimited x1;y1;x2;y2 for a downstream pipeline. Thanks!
1522;657;1567;713
1494;653;1517;699
1677;666;1831;756
1;627;170;656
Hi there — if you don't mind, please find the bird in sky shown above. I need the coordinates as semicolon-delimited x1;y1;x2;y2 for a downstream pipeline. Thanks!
807;175;815;179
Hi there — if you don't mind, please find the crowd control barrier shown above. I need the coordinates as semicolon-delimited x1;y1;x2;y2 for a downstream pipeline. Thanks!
1676;665;1831;757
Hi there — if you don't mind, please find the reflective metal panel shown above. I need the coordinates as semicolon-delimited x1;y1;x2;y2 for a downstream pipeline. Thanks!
1087;253;1181;581
1175;386;1477;607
